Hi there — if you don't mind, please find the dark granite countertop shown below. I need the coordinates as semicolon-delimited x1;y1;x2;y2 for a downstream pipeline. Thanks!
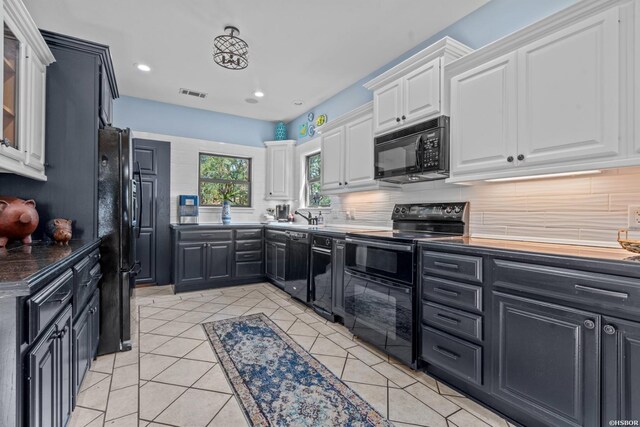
170;223;264;229
0;239;100;298
170;222;387;238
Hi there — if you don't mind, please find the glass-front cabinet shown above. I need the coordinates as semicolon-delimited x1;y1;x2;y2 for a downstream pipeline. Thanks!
0;0;54;180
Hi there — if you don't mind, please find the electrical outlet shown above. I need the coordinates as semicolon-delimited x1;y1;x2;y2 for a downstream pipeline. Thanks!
345;210;351;220
351;209;357;220
629;205;640;230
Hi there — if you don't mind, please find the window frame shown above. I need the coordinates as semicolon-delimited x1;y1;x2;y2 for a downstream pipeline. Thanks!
198;152;253;208
305;152;330;208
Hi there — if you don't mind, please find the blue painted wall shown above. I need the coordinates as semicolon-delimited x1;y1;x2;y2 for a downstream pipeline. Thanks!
113;96;275;147
287;0;577;142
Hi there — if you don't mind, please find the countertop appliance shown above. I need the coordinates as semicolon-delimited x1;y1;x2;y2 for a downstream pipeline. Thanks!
276;204;290;222
311;234;334;321
178;195;199;224
343;202;468;366
97;127;141;354
285;230;310;302
374;116;449;184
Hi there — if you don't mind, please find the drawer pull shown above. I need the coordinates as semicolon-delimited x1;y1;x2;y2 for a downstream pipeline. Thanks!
434;287;460;297
434;261;460;271
433;346;460;360
49;291;72;304
575;285;629;300
435;313;460;325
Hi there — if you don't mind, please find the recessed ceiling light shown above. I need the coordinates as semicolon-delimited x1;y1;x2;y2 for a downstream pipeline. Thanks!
254;91;264;98
293;100;304;106
245;98;259;104
136;63;151;72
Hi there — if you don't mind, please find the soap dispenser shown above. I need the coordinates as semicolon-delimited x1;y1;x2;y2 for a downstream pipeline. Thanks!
318;211;324;225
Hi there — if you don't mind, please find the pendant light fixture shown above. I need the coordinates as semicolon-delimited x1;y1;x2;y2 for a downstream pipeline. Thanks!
213;26;249;70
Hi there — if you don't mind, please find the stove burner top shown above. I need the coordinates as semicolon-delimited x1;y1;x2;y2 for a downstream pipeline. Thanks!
346;230;459;243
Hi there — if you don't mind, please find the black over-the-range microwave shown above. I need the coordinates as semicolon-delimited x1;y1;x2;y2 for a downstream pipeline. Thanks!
374;116;449;183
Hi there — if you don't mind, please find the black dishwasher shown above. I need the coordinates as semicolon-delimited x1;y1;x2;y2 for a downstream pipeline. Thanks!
285;231;310;303
311;235;334;321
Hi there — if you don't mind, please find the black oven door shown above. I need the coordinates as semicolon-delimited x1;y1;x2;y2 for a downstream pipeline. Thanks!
343;269;414;365
374;132;422;180
344;238;414;285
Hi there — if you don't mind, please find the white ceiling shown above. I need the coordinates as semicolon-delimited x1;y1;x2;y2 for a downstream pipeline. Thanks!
23;0;487;122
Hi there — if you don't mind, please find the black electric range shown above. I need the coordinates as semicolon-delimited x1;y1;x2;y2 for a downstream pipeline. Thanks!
342;202;469;367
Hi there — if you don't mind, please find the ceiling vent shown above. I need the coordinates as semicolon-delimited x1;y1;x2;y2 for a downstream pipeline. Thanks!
179;88;207;98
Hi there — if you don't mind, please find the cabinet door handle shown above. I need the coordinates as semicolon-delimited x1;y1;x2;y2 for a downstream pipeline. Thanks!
507;156;514;163
433;346;460;360
583;319;596;330
517;154;525;161
603;325;616;335
435;313;460;325
433;287;460;297
433;261;459;271
401;115;406;120
338;182;342;186
575;285;628;300
396;117;401;123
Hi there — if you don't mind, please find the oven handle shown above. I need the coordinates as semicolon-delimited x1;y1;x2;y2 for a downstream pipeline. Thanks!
312;247;332;254
345;269;412;294
345;237;414;253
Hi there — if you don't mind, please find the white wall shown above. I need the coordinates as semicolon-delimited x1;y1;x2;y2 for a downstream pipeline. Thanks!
133;131;282;224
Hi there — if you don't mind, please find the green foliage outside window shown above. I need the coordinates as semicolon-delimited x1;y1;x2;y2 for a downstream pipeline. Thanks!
199;153;251;207
307;153;331;207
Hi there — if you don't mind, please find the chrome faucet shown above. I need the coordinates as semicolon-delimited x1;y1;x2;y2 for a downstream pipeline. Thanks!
294;210;318;225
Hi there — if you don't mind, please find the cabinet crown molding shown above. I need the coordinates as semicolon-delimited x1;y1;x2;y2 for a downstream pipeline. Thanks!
317;101;373;134
264;140;295;147
444;0;626;78
364;36;472;91
5;0;55;65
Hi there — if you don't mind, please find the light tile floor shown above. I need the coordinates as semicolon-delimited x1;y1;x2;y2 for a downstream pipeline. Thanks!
69;282;514;427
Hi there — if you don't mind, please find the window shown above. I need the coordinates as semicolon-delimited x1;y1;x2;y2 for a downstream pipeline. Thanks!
306;153;331;207
199;153;252;207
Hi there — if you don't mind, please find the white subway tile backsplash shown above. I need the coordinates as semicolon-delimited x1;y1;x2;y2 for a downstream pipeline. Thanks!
331;167;640;247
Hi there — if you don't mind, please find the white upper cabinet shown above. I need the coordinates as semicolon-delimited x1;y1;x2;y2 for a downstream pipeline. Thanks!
372;80;402;135
450;53;518;175
0;0;55;181
403;57;441;125
265;140;295;200
319;102;399;195
446;1;637;183
517;8;620;167
344;113;375;188
635;0;640;157
365;37;473;136
320;127;344;191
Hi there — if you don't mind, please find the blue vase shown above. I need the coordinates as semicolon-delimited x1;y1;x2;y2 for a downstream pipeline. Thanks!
222;200;231;224
275;122;287;140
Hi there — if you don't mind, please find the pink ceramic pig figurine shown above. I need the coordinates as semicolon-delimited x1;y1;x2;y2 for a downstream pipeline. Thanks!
0;196;39;247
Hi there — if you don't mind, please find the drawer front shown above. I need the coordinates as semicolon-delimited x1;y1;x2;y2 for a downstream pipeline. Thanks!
236;229;262;240
265;230;287;244
422;275;483;313
77;263;102;313
178;230;233;242
235;240;262;252
493;259;640;317
422;301;483;342
421;326;482;386
236;261;263;277
30;269;74;342
423;250;483;283
236;251;262;262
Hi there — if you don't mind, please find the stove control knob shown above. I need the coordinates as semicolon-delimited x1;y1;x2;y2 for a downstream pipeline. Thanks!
445;206;453;214
394;207;400;214
401;207;407;214
454;206;462;214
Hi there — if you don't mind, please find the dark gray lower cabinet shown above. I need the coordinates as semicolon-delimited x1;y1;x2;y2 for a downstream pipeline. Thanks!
602;316;640;425
28;305;73;427
265;241;276;279
177;243;207;286
73;289;101;399
265;241;286;284
206;242;233;280
89;291;100;357
492;292;600;427
331;240;346;317
276;244;286;282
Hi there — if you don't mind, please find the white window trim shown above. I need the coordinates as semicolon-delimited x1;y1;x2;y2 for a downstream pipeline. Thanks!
295;137;332;210
198;151;255;208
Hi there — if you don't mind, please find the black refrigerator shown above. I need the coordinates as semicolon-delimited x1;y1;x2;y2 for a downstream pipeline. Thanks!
97;127;141;354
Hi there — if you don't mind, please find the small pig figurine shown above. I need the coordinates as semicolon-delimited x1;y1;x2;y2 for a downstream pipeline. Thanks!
0;196;39;247
46;218;73;245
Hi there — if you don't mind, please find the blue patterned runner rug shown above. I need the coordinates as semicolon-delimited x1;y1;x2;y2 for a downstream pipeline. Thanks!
202;313;392;427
